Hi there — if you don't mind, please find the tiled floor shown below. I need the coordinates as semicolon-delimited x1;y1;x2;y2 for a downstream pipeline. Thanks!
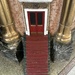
67;66;75;75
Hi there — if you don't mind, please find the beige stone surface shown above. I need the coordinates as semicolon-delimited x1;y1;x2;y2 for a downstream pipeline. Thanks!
0;52;24;75
8;0;75;35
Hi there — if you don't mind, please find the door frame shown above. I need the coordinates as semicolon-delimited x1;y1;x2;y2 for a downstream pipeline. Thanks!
24;9;48;35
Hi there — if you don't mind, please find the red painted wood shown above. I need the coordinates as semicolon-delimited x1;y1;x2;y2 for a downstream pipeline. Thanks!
37;12;44;33
28;12;44;35
36;12;38;35
26;35;49;75
28;12;37;33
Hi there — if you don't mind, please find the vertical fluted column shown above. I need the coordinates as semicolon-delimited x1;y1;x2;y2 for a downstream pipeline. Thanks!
0;0;12;23
61;0;75;43
0;0;19;41
0;0;20;43
56;0;71;41
0;1;12;43
0;2;7;25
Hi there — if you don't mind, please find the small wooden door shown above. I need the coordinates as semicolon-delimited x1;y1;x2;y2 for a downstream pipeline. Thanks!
28;12;45;35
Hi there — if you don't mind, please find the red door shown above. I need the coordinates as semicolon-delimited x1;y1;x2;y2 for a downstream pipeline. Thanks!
28;12;45;35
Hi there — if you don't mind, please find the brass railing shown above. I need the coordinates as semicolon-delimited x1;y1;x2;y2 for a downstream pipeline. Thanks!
0;0;20;44
56;0;75;44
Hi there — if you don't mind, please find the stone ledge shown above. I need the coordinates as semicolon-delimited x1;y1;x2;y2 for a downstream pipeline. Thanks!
18;0;53;3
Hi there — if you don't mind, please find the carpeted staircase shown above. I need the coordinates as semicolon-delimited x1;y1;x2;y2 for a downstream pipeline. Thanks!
26;35;49;75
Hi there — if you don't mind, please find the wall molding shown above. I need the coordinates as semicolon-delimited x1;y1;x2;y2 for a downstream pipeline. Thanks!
18;0;53;3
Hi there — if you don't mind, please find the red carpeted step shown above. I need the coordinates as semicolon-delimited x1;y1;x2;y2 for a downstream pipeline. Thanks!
26;64;48;68
27;73;48;75
27;68;48;73
26;50;48;54
26;35;49;75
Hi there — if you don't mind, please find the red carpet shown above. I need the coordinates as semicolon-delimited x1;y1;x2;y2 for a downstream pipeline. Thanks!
26;35;49;75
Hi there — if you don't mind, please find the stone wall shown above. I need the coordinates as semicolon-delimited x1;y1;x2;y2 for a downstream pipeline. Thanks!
8;0;75;36
8;0;25;35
